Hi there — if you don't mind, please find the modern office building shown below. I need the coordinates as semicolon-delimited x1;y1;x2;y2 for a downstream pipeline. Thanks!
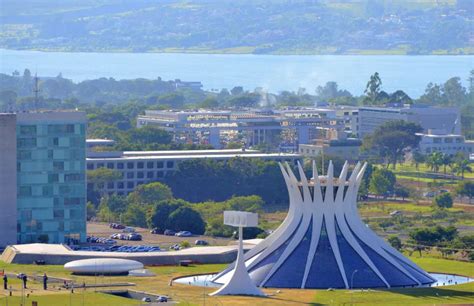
213;161;436;289
298;128;361;161
86;148;301;195
0;111;87;246
416;131;474;157
358;105;461;138
136;108;344;150
299;139;361;161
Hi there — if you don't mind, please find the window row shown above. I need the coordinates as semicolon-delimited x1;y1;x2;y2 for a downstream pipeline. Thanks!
87;160;174;170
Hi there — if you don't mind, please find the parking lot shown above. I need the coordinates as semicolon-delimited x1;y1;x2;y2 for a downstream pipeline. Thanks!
86;222;232;249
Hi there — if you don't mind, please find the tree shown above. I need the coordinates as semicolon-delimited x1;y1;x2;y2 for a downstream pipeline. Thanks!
425;152;443;173
369;168;396;198
452;157;472;179
127;182;173;206
394;185;409;200
389;90;412;105
122;204;148;228
411;151;425;171
363;72;382;105
433;192;453;209
441;154;453;175
387;236;402;251
87;167;122;197
442;77;467;106
363;120;422;168
147;198;205;234
419;82;443;105
126;126;173;149
409;225;458;246
168;206;206;234
456;181;474;204
156;92;185;108
199;97;219;108
97;202;115;222
147;199;185;231
227;94;259;108
86;202;96;220
101;194;128;214
230;86;244;96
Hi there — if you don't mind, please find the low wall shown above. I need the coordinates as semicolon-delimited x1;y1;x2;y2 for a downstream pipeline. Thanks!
2;245;238;266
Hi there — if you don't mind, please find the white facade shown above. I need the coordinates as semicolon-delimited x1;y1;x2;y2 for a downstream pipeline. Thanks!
299;140;361;161
417;133;474;156
64;258;143;275
212;161;435;289
87;149;300;195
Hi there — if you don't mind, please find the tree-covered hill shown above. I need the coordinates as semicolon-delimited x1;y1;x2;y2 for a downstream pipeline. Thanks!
0;0;472;55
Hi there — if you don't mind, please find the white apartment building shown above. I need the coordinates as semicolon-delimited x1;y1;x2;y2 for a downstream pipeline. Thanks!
417;132;474;157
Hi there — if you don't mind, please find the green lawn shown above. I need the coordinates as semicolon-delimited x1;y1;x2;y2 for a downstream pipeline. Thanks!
0;257;473;305
391;162;474;180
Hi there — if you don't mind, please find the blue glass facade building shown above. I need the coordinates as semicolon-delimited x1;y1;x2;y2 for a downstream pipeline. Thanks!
0;112;87;246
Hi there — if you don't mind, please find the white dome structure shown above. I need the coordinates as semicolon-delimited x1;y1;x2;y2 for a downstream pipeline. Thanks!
64;258;143;275
212;161;436;289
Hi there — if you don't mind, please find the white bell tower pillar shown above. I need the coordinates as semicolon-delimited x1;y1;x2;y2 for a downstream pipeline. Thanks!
210;211;265;297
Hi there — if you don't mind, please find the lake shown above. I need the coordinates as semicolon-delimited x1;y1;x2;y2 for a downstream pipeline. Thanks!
1;49;472;97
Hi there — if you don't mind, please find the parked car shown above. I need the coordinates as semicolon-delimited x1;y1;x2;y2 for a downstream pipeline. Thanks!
156;296;168;303
423;191;436;198
150;228;161;234
122;227;136;233
109;223;125;229
164;229;176;236
389;210;402;216
127;233;142;241
175;231;192;237
195;240;208;246
169;243;181;251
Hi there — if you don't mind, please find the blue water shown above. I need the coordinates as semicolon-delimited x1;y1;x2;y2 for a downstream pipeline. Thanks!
1;49;473;97
173;273;473;288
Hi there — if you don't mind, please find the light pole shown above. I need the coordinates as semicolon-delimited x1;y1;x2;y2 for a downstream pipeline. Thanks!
350;269;358;306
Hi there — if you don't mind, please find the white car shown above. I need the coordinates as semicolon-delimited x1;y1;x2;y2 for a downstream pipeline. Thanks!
175;231;192;237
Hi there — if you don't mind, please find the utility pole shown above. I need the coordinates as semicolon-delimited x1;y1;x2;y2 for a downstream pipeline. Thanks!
33;73;41;110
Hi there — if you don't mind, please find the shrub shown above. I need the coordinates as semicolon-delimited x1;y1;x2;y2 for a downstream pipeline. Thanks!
433;192;453;209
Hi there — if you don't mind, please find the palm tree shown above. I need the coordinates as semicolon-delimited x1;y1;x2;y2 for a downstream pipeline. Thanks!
426;152;443;173
441;154;453;176
453;158;472;179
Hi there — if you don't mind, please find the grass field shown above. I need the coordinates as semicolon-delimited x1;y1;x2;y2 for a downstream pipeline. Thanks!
0;256;472;306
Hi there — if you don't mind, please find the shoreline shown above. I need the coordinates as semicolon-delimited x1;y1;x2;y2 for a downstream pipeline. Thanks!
1;47;473;56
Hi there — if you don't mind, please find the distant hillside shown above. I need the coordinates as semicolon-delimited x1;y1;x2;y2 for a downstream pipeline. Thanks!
0;0;472;55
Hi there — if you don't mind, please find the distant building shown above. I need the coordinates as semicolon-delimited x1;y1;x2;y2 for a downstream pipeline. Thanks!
86;138;115;150
416;131;474;157
136;108;343;150
298;129;361;161
334;106;359;136
174;79;203;91
0;111;87;246
358;105;460;138
86;149;301;195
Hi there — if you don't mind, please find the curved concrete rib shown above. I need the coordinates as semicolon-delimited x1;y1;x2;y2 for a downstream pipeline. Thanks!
213;160;435;289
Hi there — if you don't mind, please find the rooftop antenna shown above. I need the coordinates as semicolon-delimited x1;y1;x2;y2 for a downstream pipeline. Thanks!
33;73;41;110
